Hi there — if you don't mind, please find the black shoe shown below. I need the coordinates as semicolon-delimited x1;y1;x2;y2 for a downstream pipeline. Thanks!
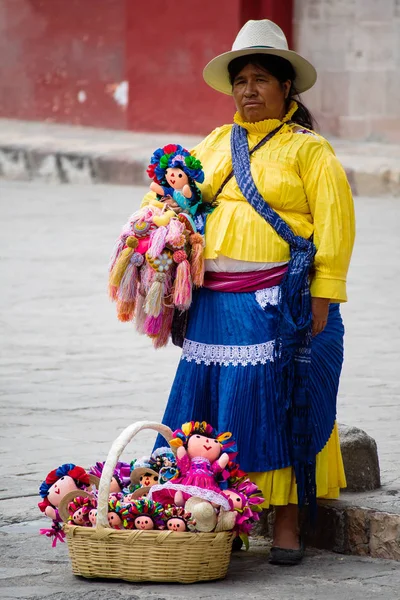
269;539;304;565
232;536;244;552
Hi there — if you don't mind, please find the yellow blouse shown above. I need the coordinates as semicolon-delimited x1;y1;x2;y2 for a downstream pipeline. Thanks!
142;102;355;302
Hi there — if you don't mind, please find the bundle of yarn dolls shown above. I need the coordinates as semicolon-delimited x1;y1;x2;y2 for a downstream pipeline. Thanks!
108;144;212;348
38;421;263;549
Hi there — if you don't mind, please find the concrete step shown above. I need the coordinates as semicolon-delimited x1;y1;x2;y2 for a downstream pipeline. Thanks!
1;118;400;196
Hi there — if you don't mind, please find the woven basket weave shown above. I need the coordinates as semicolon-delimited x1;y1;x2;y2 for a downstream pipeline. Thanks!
63;421;233;583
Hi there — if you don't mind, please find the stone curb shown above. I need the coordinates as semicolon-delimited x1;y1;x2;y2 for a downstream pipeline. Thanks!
256;500;400;561
1;143;400;196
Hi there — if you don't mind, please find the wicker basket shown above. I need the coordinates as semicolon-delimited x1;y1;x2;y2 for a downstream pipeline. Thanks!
63;421;234;583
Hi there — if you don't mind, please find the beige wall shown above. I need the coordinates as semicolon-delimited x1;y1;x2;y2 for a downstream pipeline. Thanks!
294;0;400;142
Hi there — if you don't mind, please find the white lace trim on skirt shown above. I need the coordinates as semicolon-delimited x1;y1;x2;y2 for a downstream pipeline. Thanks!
255;285;280;308
182;339;275;367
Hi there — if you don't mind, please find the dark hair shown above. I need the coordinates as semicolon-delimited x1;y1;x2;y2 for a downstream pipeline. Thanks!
228;54;316;131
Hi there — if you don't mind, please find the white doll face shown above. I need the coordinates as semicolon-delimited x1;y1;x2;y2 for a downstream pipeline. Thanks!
167;518;187;532
187;435;221;462
107;512;122;529
89;509;97;525
134;516;154;530
48;475;78;507
223;489;244;509
139;472;159;487
165;167;189;189
72;508;86;525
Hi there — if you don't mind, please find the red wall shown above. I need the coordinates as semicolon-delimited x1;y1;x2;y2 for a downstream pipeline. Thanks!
0;0;127;128
0;0;293;134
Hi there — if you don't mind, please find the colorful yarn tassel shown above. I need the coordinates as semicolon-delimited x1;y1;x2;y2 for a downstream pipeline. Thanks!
135;290;147;334
144;313;163;336
153;305;174;348
166;218;185;248
116;261;138;321
148;226;168;258
144;273;166;317
173;250;192;310
189;233;205;287
109;236;139;297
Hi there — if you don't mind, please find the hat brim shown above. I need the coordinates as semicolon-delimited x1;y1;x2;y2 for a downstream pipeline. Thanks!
203;47;317;95
130;467;159;485
58;489;94;524
128;486;151;500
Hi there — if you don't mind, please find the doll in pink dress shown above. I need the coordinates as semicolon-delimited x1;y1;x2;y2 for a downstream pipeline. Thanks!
149;421;237;510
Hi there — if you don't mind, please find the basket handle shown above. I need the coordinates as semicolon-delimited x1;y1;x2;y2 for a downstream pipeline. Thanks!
96;421;173;528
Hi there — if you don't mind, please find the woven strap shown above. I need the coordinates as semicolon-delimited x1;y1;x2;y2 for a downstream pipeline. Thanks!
211;124;284;204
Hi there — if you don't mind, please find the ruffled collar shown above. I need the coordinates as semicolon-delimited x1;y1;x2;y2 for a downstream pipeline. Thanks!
233;101;298;134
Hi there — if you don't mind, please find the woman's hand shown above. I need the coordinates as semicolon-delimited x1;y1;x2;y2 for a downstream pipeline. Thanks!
311;297;330;336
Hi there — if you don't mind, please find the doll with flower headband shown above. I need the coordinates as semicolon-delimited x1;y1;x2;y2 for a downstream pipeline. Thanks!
147;144;205;220
149;421;237;510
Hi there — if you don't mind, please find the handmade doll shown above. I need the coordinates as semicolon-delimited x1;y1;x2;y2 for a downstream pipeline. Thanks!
149;421;237;510
67;495;93;527
119;498;165;531
147;144;205;220
130;447;177;489
164;505;196;532
38;463;90;522
88;461;131;494
107;493;125;529
221;478;264;549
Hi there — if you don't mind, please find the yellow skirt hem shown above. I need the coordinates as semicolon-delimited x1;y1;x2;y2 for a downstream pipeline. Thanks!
249;422;346;508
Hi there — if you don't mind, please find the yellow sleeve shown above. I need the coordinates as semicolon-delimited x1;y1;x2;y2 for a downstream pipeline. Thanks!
300;140;355;302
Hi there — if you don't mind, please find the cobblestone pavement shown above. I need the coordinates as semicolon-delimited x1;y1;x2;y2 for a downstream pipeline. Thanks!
1;181;400;598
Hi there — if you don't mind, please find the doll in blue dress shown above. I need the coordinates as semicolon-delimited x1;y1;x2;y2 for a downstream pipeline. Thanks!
147;144;205;225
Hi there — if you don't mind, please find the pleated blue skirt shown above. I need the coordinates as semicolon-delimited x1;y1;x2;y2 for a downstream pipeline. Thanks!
155;285;344;473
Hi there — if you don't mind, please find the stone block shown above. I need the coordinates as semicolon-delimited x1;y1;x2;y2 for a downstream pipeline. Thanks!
0;147;30;180
93;155;147;186
339;424;381;492
57;154;94;184
355;0;395;21
346;23;396;71
369;117;400;144
346;507;371;556
338;116;370;140
348;71;386;117
302;501;347;553
323;0;357;20
25;150;61;183
321;71;349;116
369;511;400;560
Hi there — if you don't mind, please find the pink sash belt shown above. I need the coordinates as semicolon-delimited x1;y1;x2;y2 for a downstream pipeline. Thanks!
203;265;288;293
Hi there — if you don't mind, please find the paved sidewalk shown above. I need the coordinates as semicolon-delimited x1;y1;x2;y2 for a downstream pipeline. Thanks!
1;118;400;195
1;181;400;596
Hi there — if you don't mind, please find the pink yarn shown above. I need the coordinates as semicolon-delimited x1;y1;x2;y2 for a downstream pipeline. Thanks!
153;305;174;348
135;291;147;334
148;226;167;258
173;258;192;310
144;313;163;335
118;262;138;302
166;219;185;247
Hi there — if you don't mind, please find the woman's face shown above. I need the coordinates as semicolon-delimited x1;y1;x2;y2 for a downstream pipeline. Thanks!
232;62;290;123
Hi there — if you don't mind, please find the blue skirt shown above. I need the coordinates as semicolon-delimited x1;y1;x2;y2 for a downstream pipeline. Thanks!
156;286;344;473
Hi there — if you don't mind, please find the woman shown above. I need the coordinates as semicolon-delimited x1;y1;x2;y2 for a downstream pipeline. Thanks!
147;19;355;565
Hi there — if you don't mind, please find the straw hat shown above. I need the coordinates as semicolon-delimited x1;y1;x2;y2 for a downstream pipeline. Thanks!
185;497;217;532
130;467;160;486
203;19;317;95
58;489;94;524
